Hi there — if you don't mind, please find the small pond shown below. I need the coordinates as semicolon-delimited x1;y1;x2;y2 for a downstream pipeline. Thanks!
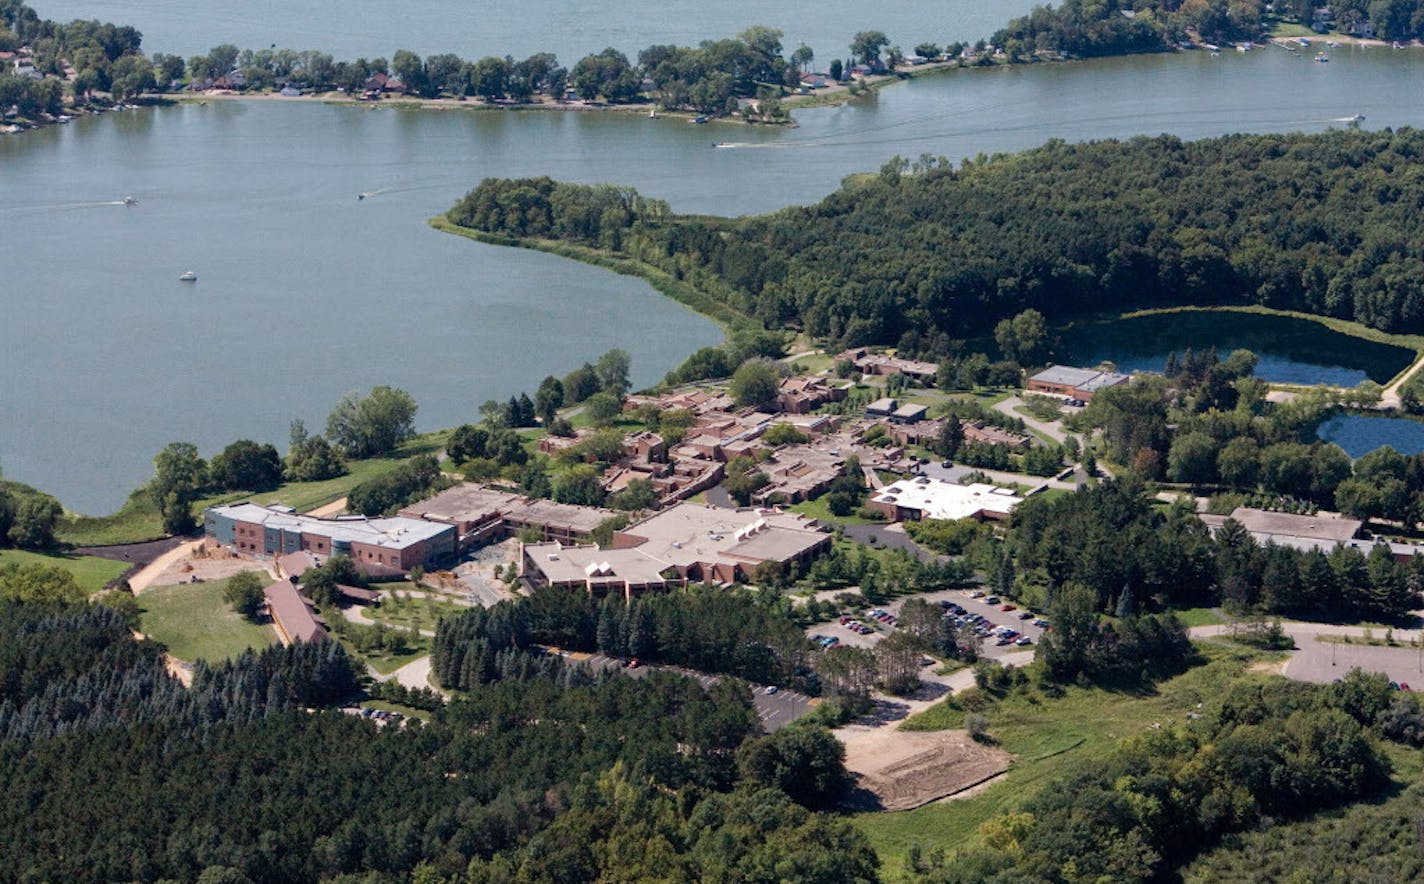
1055;311;1414;387
1317;413;1424;459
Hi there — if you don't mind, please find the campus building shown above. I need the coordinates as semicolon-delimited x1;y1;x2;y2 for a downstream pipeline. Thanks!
399;483;619;551
866;477;1025;523
204;502;456;572
521;502;832;597
262;580;328;645
1026;365;1131;401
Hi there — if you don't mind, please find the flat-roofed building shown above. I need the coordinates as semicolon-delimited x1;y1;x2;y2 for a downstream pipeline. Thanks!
1199;507;1364;553
401;483;618;550
205;503;456;571
521;503;831;595
867;477;1025;523
1026;365;1130;401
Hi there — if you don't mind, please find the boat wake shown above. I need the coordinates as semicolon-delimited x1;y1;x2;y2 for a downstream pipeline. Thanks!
0;199;136;214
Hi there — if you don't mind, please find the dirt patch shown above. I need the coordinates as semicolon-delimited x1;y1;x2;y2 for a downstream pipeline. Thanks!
839;726;1012;812
139;540;272;590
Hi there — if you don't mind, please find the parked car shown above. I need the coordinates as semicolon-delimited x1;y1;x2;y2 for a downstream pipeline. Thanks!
765;685;779;695
1000;603;1017;612
1018;611;1034;620
627;659;641;669
970;590;986;599
985;596;1001;605
1016;636;1033;646
1033;619;1050;628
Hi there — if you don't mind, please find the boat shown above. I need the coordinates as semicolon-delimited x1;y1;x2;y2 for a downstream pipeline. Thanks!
1328;41;1340;48
122;196;137;206
693;115;708;124
1315;52;1329;62
178;271;197;282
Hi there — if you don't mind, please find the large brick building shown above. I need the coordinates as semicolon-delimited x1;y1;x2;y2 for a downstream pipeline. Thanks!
204;502;456;572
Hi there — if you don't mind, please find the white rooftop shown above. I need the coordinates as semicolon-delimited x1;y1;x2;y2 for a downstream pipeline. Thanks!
210;502;451;551
872;478;1025;521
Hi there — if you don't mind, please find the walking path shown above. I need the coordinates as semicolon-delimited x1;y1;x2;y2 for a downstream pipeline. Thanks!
1379;351;1424;410
306;497;348;518
993;395;1070;444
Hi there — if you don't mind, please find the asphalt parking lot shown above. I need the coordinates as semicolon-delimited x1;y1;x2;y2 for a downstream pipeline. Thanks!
1285;639;1424;687
806;588;1049;661
571;653;815;731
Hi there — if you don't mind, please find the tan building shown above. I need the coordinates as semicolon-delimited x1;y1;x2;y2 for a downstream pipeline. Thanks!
521;502;831;596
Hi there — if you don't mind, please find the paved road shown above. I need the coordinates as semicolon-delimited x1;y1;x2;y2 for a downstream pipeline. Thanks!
993;395;1071;444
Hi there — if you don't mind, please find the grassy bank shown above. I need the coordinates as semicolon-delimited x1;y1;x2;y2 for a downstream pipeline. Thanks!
854;646;1271;880
429;216;754;337
0;548;130;594
57;430;451;548
139;576;278;663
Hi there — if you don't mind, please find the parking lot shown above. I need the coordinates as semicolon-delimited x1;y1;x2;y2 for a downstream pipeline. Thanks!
806;587;1049;661
569;652;816;732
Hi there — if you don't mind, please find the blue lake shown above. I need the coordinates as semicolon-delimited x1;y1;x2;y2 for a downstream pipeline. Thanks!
1317;414;1424;459
1056;312;1415;388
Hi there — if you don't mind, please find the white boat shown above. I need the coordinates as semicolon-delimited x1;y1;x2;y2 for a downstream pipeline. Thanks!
122;196;137;206
178;271;197;282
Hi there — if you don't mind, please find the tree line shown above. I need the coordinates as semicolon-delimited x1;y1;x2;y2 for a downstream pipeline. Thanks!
915;670;1401;882
455;131;1424;359
0;558;874;881
1006;479;1422;622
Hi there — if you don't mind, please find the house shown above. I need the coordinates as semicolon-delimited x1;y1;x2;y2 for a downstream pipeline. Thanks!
776;375;849;414
867;477;1025;523
1026;365;1130;402
205;502;456;571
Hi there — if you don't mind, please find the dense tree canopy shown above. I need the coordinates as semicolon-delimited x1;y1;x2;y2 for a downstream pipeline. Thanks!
456;131;1424;354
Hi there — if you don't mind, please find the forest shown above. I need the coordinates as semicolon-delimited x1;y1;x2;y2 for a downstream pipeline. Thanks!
452;129;1424;355
0;562;874;882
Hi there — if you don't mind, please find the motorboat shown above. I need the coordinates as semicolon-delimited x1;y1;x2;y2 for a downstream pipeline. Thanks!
122;196;137;206
178;271;197;282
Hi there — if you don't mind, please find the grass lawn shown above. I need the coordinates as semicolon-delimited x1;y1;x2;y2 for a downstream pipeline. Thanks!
0;548;130;594
789;495;880;527
1173;606;1225;628
360;646;431;676
855;645;1270;880
139;576;277;663
784;352;835;374
365;591;467;633
57;431;452;547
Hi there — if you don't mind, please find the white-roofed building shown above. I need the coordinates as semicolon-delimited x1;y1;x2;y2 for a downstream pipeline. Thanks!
867;477;1025;523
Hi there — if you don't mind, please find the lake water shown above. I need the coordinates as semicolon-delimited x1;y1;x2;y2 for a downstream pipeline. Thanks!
1056;311;1415;387
1318;414;1424;458
33;0;1032;65
9;38;1424;513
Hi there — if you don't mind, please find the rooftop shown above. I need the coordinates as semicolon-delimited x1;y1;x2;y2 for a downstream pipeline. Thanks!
872;478;1025;521
523;543;672;586
1222;507;1363;544
210;503;451;550
1029;365;1102;387
262;581;327;644
618;502;827;568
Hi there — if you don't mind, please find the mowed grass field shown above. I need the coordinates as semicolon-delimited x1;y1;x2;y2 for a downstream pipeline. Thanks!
853;646;1277;880
139;575;277;663
0;548;129;594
